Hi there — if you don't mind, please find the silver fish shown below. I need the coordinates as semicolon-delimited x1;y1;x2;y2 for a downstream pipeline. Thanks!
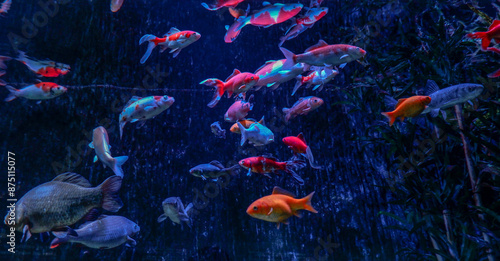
157;197;193;227
89;126;128;177
189;160;239;180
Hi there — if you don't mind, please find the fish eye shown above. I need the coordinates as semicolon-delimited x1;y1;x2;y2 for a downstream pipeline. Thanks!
253;206;258;211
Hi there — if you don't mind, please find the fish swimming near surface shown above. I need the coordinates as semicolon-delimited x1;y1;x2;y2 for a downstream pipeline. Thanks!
224;94;254;122
292;66;338;95
211;121;226;139
282;133;321;169
230;118;259;134
110;0;124;12
201;0;245;11
50;215;139;249
381;95;431;126
239;156;306;184
237;116;274;146
254;59;307;90
89;126;128;177
119;95;175;139
14;51;70;77
4;82;67;102
279;7;329;46
157;197;193;227
200;69;259;108
282;96;324;123
4;173;123;242
189;160;239;180
246;186;317;228
139;28;201;64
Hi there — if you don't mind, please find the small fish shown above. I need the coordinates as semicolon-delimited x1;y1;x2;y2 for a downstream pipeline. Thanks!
210;121;226;139
246;186;317;228
189;160;239;180
50;215;139;249
0;0;11;15
237;116;274;146
200;69;259;108
89;126;128;177
202;0;245;11
110;0;124;12
282;133;321;169
119;95;175;139
381;95;431;126
279;7;328;46
4;82;67;102
254;59;307;90
157;197;193;227
292;66;338;95
280;40;366;68
15;51;70;77
4;173;122;242
282;96;324;123
139;28;201;64
230;118;259;134
224;94;254;122
238;156;306;184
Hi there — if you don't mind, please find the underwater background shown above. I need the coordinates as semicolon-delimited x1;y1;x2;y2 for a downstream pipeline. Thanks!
0;0;499;260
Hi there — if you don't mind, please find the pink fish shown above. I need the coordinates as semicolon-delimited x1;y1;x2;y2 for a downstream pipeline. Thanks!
279;7;328;46
110;0;124;12
224;95;254;122
0;0;11;15
292;66;338;95
200;69;259;108
202;0;244;11
282;96;324;123
139;28;201;64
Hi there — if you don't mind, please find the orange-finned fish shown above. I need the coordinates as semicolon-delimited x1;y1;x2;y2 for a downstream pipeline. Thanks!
230;118;260;134
282;96;324;123
246;186;318;228
15;51;70;77
4;82;67;102
381;95;431;126
238;156;306;185
0;0;11;15
282;133;321;169
139;28;201;64
200;69;259;108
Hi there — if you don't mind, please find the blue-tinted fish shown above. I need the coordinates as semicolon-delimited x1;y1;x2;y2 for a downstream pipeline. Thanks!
237;116;274;146
189;160;239;180
89;126;128;177
157;197;193;227
210;121;226;139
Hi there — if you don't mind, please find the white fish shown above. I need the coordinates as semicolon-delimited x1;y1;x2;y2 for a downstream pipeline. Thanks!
89;126;128;177
157;197;193;227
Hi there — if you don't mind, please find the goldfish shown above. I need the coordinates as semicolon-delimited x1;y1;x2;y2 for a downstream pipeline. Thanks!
4;173;122;242
230;118;259;134
238;156;306;185
50;215;139;249
280;40;366;68
224;94;253;122
189;160;239;180
282;96;324;123
157;197;193;227
202;0;244;11
292;66;338;95
279;7;329;46
110;0;124;12
4;82;67;102
282;133;321;169
119;95;175;139
89;126;128;177
246;186;317;228
211;121;226;139
381;95;431;126
200;69;259;108
0;0;11;15
254;59;307;90
224;2;303;43
139;28;201;64
237;117;274;146
15;51;70;77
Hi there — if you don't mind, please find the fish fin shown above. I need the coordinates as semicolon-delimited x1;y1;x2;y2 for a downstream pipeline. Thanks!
139;34;158;64
225;69;241;82
280;47;297;68
306;146;322;169
88;141;94;149
294;210;304;218
166;27;181;36
272;186;297;198
394;98;407;109
300;191;318;213
441;110;447;120
487;67;500;78
0;55;11;69
383;95;398;108
247;169;252;176
200;78;225;108
157;213;167;223
297;133;306;142
489;20;500;30
93;155;98;163
21;224;31;242
130;119;140;123
262;1;271;6
112;156;128;178
184;203;194;216
52;172;92;187
339;54;349;60
50;237;67;249
277;222;280;229
4;85;18;102
304;39;329;52
292;76;303;96
267;207;273;215
381;112;396;126
82;208;100;221
237;122;247;146
209;160;224;169
312;84;322;91
425;80;440;95
119;120;126;139
467;31;490;51
225;25;230;31
339;63;347;69
172;48;182;58
201;2;220;11
124;96;142;107
0;79;6;86
430;109;440;118
126;236;137;248
226;164;240;176
99;175;123;212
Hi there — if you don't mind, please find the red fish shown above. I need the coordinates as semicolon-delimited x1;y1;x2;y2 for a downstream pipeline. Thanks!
200;69;259;108
224;94;254;122
14;51;70;77
282;133;321;169
238;156;306;185
139;28;201;64
202;0;244;11
467;20;500;78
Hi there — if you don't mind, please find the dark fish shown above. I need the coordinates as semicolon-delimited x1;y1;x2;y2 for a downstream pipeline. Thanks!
189;160;239;180
210;121;226;139
157;197;193;226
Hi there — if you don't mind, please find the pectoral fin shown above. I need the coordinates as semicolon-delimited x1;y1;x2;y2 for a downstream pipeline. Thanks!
93;155;98;163
267;207;273;216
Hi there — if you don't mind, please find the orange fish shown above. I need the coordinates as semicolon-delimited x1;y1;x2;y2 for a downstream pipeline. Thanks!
246;186;317;228
230;118;260;134
381;95;431;126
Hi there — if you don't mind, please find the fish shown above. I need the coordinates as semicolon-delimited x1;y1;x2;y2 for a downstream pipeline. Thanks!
210;121;226;139
157;197;193;227
420;80;484;118
279;7;329;46
254;59;307;90
4;82;67;102
228;5;249;19
246;186;317;228
0;55;10;69
88;126;129;177
15;51;70;77
282;96;324;123
4;173;123;242
292;66;339;95
280;40;366;68
200;69;259;108
50;215;139;249
139;28;201;64
237;116;274;146
282;133;321;169
238;156;306;184
224;2;303;43
224;94;254;122
381;95;431;126
0;0;11;15
119;95;175;139
110;0;124;12
230;118;259;134
467;20;500;53
201;0;245;11
189;160;239;180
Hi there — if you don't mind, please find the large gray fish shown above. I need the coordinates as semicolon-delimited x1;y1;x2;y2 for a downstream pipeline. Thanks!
50;215;139;249
189;160;239;180
89;126;128;177
421;80;484;117
157;197;193;227
4;173;123;242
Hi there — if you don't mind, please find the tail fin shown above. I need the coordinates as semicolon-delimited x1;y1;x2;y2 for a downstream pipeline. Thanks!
0;56;11;69
467;32;490;51
285;160;307;185
300;192;318;213
488;67;500;78
112;156;128;177
201;2;220;11
226;164;240;176
4;85;18;102
0;79;6;86
381;112;396;126
237;122;248;146
50;236;69;249
200;78;225;108
280;47;297;68
292;76;303;96
50;228;77;249
305;147;322;169
139;34;158;64
278;35;287;47
119;120;126;139
98;176;123;212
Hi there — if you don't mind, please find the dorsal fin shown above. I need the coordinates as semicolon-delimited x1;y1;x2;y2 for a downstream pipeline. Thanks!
305;40;329;52
209;160;224;169
292;97;306;107
272;186;296;198
225;69;241;82
166;27;181;36
262;1;271;6
425;80;440;96
395;98;407;109
124;96;142;108
489;20;500;30
258;116;265;125
297;132;306;143
254;60;277;74
52;172;91;187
